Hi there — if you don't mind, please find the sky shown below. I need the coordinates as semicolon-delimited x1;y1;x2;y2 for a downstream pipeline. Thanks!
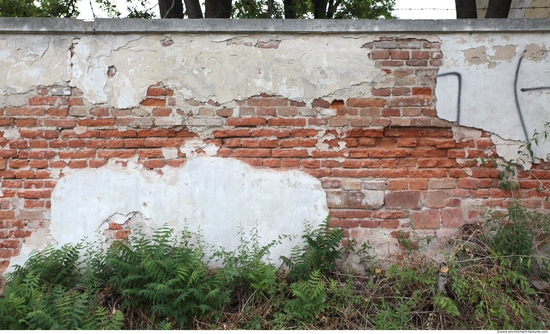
77;0;458;20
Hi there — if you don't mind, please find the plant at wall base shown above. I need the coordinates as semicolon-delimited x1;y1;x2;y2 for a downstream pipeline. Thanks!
99;225;231;329
2;212;550;330
0;244;123;330
280;217;344;282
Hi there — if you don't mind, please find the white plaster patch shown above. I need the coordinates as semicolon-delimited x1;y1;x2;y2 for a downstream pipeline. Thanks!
162;148;179;159
437;34;550;160
491;134;533;170
9;157;328;270
1;128;20;139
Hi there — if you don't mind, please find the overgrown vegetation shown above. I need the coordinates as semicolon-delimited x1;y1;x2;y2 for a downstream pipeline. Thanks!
1;210;549;329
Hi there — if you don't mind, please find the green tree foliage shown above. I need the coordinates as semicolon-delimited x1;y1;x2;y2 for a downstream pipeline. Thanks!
0;0;395;19
0;0;79;17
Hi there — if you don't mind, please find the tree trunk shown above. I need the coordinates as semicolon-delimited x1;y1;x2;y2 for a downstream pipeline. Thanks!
159;0;184;18
455;0;477;18
267;0;273;17
205;0;233;18
283;0;297;18
184;0;203;18
485;0;512;18
314;0;328;18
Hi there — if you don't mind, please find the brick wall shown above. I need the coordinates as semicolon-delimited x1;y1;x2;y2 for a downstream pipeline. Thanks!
1;34;549;273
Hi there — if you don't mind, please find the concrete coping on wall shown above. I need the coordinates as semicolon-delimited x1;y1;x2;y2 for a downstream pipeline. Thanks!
0;17;549;34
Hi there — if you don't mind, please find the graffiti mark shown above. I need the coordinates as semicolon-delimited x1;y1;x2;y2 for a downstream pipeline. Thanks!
436;72;462;123
521;86;550;92
513;56;531;154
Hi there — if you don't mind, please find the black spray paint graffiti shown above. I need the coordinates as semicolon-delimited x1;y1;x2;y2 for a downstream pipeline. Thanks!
437;53;549;160
435;72;462;123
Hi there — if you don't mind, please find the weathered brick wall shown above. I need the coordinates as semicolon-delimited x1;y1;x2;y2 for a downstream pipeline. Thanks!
1;20;550;273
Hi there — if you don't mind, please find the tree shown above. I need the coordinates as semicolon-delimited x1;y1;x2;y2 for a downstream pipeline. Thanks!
0;0;78;17
455;0;513;19
0;0;395;19
159;0;396;19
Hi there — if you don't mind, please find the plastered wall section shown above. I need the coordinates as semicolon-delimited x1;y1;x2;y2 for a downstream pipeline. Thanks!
1;20;550;274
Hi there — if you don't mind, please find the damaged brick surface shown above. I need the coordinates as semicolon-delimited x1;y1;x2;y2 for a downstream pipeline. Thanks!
1;25;550;273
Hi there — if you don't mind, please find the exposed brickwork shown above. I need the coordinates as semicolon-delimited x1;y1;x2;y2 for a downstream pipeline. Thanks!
1;38;549;274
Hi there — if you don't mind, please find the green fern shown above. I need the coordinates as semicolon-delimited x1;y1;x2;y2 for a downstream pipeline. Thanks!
281;217;344;281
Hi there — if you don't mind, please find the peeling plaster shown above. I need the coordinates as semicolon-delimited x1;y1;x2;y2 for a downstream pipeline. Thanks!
437;34;550;161
8;157;328;270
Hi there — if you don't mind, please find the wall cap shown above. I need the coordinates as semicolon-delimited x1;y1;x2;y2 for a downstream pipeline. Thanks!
0;17;549;34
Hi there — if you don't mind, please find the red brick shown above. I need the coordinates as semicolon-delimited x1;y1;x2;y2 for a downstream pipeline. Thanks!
347;98;385;108
98;150;137;159
0;210;15;219
142;160;165;169
78;119;115;127
15;118;36;127
2;239;20;248
248;97;288;107
147;87;170;96
422;190;447;208
412;87;432;95
385;191;422;209
371;88;391;96
228;117;266;127
291;129;318;137
391;51;410;60
411;209;441;229
272;149;308;158
152;108;172;117
89;159;108;168
251;129;290;138
405;178;426;190
89;107;110;117
19;150;56;159
213;129;251;138
267;118;306;127
122;139;143;148
280;158;300;167
475;138;494;148
17;189;51;199
68;97;84;106
410;149;447;158
138;149;163;158
232;149;271;157
29;96;63;106
391;87;411;96
411;51;430;59
458;178;478;189
68;160;88;168
68;139;86;148
262;158;281;168
441;207;465;227
370;50;390;59
140;98;166;107
382;108;401;117
369;149;409;158
388;179;408;190
5;107;46;116
387;97;432;107
99;129;138;138
241;139;261;148
397;138;418;147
